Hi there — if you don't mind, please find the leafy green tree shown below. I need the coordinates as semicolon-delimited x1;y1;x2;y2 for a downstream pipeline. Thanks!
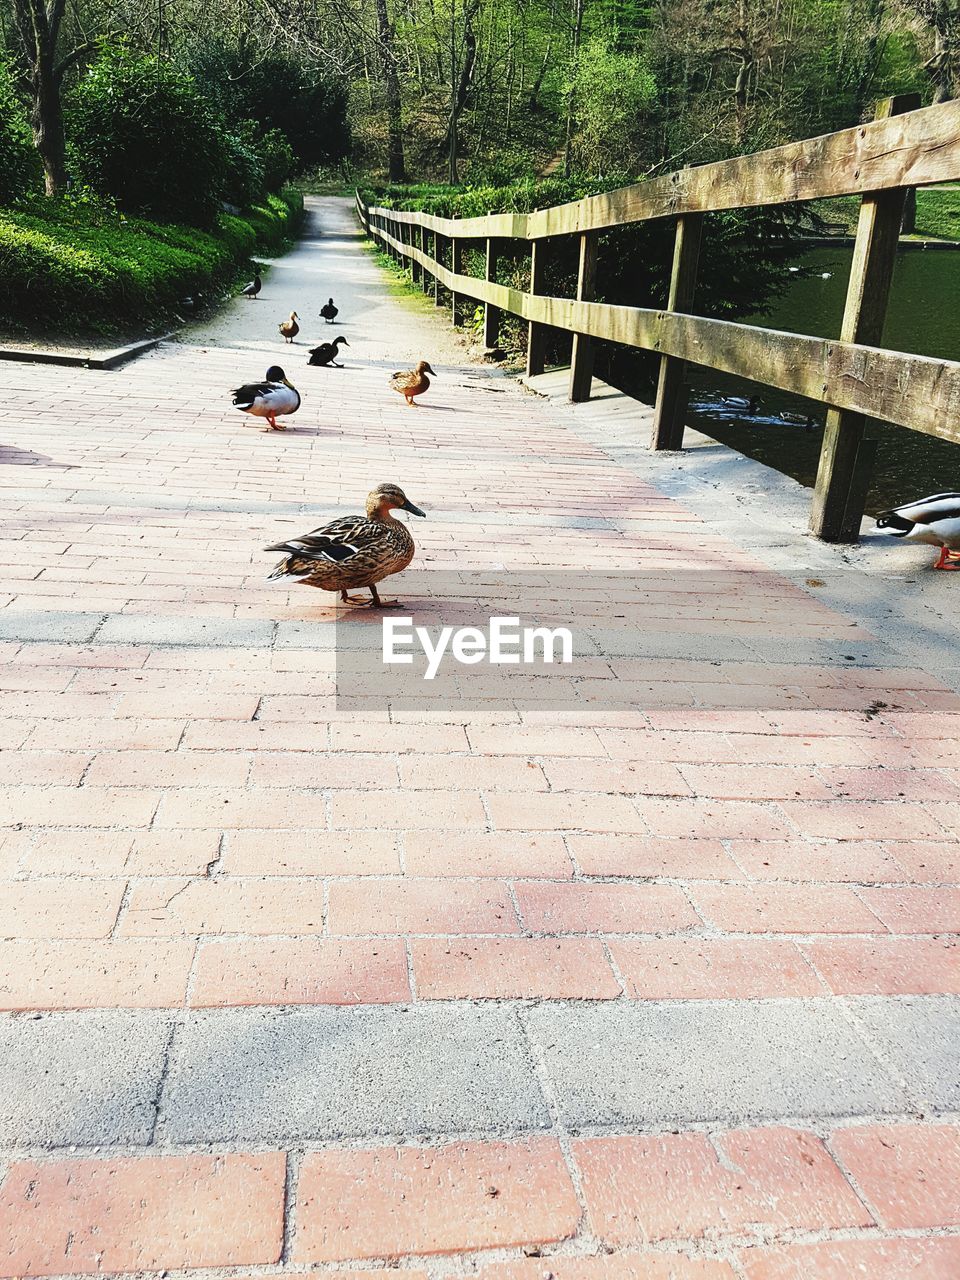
181;42;350;170
67;46;229;225
566;33;657;175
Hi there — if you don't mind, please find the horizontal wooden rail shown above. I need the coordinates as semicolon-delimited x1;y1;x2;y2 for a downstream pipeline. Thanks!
370;217;960;445
359;95;960;544
365;99;960;239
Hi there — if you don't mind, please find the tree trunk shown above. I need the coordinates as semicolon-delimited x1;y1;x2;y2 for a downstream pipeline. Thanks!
374;0;406;181
33;55;69;194
563;0;584;176
446;4;478;185
12;0;70;196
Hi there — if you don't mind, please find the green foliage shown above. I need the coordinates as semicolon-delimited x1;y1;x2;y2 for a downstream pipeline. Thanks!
257;128;296;193
915;189;960;241
0;186;302;332
565;35;657;176
0;59;41;204
67;46;229;226
180;41;350;171
222;127;268;209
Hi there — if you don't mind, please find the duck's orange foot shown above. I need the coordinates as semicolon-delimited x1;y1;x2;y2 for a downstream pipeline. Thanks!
933;547;960;570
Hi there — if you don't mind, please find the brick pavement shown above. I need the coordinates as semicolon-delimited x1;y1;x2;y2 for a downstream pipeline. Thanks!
0;196;958;1276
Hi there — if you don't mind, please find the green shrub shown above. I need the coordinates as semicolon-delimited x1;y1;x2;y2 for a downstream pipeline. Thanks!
0;188;302;333
180;41;350;171
258;128;296;193
67;46;229;226
222;128;268;209
0;59;41;204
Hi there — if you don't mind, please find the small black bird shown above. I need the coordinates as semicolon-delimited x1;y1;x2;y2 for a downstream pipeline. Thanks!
320;297;339;323
241;273;262;300
308;336;350;367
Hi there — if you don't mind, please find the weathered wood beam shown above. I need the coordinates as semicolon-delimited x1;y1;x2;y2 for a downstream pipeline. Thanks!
650;211;704;451
484;237;501;349
410;221;422;284
809;94;920;543
526;237;550;378
569;233;598;402
374;220;960;448
451;238;466;327
433;233;443;305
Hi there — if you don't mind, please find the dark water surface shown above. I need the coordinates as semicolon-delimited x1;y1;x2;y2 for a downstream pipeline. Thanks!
686;246;960;514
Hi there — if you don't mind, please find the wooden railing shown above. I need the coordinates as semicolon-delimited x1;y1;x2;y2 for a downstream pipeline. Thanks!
357;93;960;542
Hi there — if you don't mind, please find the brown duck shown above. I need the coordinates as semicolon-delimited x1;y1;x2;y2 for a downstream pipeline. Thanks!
278;311;300;343
265;483;426;606
389;360;435;406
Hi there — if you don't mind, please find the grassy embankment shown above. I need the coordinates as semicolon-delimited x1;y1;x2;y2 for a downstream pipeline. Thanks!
816;187;960;240
0;188;304;336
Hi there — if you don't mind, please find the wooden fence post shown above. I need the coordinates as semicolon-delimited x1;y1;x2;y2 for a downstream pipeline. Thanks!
451;237;466;326
526;236;549;378
410;221;422;285
484;236;501;349
809;92;920;542
569;232;598;402
420;227;432;294
650;211;704;450
433;233;443;305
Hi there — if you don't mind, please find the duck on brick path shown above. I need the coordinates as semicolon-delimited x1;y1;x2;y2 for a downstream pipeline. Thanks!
877;493;960;570
389;360;436;407
232;365;300;432
265;483;426;607
308;336;349;367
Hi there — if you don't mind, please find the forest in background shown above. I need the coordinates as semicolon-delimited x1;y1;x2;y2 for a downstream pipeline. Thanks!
0;0;958;336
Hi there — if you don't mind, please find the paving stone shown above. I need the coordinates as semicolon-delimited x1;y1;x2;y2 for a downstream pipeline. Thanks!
0;1152;285;1276
0;1011;171;1147
0;611;102;642
851;996;960;1111
158;1005;550;1142
526;1000;910;1128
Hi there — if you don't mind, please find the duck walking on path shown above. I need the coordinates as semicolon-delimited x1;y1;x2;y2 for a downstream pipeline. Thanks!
877;493;960;570
390;361;436;407
232;365;301;432
266;483;426;606
321;298;339;324
279;312;300;343
240;273;262;299
308;336;349;367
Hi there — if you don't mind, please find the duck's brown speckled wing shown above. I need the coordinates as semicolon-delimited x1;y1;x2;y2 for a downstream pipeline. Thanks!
266;515;415;589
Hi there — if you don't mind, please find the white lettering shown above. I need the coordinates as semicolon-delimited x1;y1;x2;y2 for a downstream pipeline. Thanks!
382;616;414;664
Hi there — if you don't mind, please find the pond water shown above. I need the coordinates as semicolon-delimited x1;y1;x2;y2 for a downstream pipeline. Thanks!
685;245;960;514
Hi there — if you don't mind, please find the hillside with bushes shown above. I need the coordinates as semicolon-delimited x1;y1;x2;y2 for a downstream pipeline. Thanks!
0;33;347;335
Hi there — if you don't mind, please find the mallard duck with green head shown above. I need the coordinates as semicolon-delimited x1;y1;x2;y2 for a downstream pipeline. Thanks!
266;483;426;605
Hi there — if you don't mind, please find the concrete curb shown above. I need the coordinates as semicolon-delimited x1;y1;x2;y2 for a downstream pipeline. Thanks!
0;331;175;371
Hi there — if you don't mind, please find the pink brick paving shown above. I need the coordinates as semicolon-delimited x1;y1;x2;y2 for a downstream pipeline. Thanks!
0;196;958;1275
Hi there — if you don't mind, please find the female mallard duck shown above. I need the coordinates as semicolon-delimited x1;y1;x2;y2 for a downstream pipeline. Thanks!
877;493;960;570
232;365;301;431
308;336;349;367
390;360;435;407
265;483;426;605
279;311;300;343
